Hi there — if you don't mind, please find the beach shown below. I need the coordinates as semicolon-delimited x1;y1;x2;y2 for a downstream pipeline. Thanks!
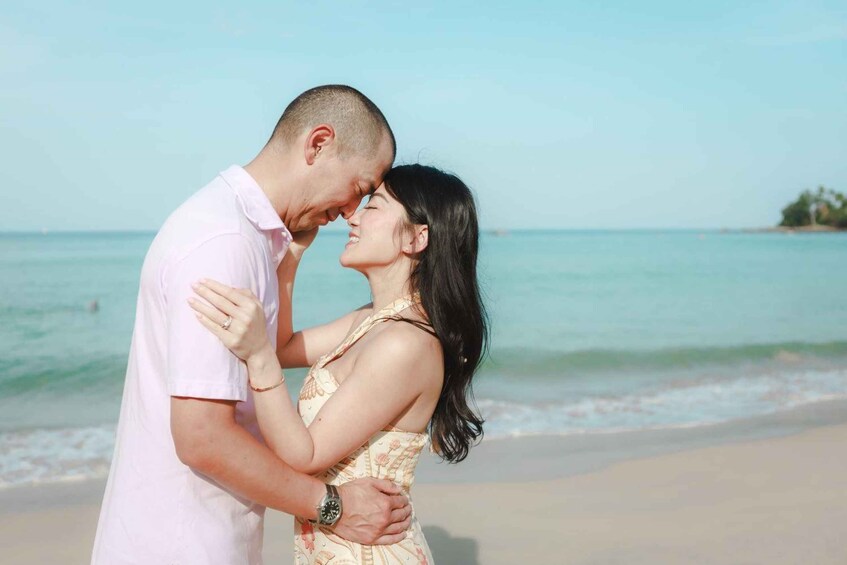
2;230;847;562
4;0;846;560
3;399;845;564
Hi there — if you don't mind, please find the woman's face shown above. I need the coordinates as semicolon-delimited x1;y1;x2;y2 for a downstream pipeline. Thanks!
340;184;410;272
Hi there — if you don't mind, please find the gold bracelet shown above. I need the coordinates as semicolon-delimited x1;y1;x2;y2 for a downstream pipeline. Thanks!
249;374;285;393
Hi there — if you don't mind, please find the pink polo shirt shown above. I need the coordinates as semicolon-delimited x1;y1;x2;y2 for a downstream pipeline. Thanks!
92;166;292;565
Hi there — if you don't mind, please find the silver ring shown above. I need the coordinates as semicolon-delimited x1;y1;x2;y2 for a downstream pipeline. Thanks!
221;315;233;331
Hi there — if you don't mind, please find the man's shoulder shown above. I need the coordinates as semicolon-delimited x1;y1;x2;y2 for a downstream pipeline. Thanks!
147;175;262;273
167;175;241;235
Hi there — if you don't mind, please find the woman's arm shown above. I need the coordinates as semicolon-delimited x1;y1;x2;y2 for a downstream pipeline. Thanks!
275;231;370;368
250;327;432;474
189;280;433;475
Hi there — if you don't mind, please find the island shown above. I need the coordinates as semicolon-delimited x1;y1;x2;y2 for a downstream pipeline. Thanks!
777;186;846;232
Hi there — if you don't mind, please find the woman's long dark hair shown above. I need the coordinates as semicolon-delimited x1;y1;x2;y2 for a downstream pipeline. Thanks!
383;164;488;463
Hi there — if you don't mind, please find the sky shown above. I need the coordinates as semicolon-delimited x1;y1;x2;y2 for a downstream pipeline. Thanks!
1;1;845;231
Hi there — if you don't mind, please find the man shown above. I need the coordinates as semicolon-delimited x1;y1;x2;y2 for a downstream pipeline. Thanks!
92;85;410;564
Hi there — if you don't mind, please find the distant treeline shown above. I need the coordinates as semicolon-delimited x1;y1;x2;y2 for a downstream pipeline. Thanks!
780;186;847;228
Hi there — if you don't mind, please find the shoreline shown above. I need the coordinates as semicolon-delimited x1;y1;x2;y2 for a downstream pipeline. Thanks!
735;225;847;234
2;398;846;563
2;397;846;509
415;396;847;483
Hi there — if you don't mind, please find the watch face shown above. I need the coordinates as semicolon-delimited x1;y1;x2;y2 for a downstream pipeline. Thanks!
321;499;341;522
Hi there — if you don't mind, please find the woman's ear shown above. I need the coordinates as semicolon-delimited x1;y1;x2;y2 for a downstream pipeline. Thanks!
404;225;428;255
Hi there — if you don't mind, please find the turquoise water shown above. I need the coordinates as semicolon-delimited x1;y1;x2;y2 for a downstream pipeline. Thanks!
1;230;847;486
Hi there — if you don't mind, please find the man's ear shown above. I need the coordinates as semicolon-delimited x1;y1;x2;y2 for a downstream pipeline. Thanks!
404;225;429;255
304;124;335;165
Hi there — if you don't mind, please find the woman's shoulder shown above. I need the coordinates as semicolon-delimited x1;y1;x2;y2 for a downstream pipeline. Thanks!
353;303;374;319
341;316;443;396
364;319;442;370
338;303;374;333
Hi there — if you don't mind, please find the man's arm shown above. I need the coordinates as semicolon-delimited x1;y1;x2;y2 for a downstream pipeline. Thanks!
171;397;323;516
275;235;371;369
171;396;411;544
187;279;434;476
164;235;410;544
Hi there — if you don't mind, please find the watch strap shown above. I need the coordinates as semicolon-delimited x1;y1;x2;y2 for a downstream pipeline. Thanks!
314;483;343;526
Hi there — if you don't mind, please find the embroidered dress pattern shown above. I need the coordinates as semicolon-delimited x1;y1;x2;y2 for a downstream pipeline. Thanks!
293;296;434;565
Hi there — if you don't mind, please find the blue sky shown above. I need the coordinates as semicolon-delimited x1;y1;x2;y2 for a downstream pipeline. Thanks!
1;1;845;230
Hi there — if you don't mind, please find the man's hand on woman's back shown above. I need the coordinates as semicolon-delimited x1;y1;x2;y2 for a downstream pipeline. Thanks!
333;478;412;545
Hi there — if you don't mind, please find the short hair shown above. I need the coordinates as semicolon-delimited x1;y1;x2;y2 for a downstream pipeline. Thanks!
270;85;395;160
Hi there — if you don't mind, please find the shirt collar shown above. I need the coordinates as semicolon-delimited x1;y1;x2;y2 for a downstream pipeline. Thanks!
219;165;293;242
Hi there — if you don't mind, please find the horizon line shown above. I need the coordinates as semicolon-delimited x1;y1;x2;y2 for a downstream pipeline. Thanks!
0;227;790;235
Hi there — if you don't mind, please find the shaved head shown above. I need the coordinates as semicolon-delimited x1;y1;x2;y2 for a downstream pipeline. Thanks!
270;84;395;160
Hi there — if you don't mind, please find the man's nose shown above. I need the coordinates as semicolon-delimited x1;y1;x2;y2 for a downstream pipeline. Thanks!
340;197;362;220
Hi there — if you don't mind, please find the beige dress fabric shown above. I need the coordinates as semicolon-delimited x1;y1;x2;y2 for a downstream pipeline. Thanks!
293;296;435;565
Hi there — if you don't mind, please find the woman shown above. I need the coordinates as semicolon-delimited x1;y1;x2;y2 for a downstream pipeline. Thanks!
188;164;487;564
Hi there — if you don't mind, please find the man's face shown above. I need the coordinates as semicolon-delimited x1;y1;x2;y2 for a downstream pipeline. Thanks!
294;135;394;232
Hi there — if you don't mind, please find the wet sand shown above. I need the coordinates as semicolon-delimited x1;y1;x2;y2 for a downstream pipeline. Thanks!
2;400;846;564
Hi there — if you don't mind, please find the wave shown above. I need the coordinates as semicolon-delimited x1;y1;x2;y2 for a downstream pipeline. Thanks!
0;304;96;317
0;425;115;488
0;354;127;397
4;340;847;400
479;366;847;438
481;340;847;378
3;365;846;488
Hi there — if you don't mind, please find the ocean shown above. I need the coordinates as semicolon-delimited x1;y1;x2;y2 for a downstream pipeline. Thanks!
1;230;847;488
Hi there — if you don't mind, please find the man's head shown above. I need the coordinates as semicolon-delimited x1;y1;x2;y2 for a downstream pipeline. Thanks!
258;85;395;232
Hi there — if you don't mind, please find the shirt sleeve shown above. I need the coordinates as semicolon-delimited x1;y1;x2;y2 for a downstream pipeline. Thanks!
163;233;261;401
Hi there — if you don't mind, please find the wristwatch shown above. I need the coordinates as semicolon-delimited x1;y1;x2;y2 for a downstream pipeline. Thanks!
314;484;343;527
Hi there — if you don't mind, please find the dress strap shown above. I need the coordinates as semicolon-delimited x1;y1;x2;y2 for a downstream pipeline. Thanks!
318;294;421;368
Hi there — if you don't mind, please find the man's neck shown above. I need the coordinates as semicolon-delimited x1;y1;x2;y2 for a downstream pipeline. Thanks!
243;150;298;225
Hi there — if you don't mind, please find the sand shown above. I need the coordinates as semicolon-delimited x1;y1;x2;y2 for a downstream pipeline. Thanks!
2;403;846;564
